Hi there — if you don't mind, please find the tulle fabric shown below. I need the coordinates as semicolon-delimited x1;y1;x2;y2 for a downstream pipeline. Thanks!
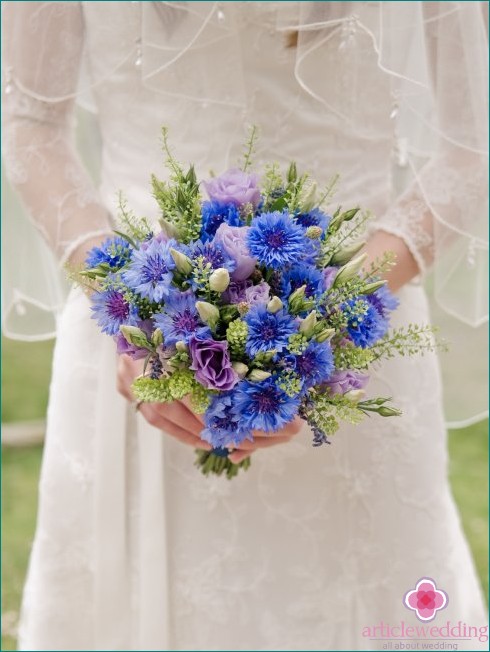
1;1;488;423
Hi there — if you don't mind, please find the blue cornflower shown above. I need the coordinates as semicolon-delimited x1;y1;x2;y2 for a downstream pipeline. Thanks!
86;236;132;270
287;340;334;390
91;286;139;336
366;283;399;319
294;207;331;234
200;201;244;242
244;304;298;357
279;263;325;301
345;298;388;348
190;239;236;274
201;393;252;448
247;211;307;269
153;290;210;345
123;238;176;302
233;376;300;432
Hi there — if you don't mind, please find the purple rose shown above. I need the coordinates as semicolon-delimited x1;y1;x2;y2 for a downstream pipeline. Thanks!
214;223;257;281
245;281;270;306
322;266;338;291
322;370;369;395
204;168;261;208
222;280;252;304
189;335;239;391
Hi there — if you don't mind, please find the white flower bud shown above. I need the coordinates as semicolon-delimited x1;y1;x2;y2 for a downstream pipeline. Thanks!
196;301;220;328
158;217;180;239
299;311;317;337
232;361;249;378
344;389;366;403
120;325;151;349
267;296;283;313
315;328;335;343
362;279;388;295
151;328;163;347
209;267;230;292
248;369;272;382
175;340;188;352
170;248;193;275
332;253;368;288
330;240;365;266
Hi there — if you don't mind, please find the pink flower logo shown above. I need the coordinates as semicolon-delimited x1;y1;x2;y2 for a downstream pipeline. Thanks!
404;578;448;622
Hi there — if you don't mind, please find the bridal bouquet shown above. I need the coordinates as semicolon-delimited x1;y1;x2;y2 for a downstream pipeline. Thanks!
81;129;438;478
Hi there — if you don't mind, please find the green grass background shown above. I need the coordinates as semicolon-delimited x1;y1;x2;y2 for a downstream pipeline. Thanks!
1;337;488;650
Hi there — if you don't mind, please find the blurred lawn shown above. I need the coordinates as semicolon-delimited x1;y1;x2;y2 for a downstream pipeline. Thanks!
1;338;54;423
1;338;488;650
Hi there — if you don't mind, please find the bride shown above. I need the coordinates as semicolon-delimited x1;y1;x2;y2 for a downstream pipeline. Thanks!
3;2;488;650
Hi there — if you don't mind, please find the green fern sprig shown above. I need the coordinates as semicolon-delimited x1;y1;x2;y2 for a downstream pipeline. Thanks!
370;324;446;362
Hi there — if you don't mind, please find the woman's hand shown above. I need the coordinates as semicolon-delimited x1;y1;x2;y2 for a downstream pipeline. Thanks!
117;355;213;451
117;355;303;462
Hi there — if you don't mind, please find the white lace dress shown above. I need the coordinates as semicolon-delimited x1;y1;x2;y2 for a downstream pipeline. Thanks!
3;2;487;650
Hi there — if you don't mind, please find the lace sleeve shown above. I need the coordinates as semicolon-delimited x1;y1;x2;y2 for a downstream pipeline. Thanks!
373;1;488;292
2;1;113;266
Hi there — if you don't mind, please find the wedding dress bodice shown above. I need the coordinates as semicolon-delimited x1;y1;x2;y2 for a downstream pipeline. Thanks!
83;2;394;220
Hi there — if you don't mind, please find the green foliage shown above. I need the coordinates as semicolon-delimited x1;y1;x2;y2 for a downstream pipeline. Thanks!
151;128;202;243
304;391;365;437
370;324;446;362
131;295;163;321
322;275;367;312
357;397;403;417
241;124;259;172
132;376;173;403
116;193;153;243
261;163;284;209
363;251;397;279
131;369;211;409
277;370;303;397
320;209;370;267
287;333;309;355
334;343;375;370
189;382;212;414
226;319;248;358
316;172;339;208
191;256;213;293
167;369;195;400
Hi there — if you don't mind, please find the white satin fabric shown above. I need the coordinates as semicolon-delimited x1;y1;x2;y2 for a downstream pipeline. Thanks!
3;2;487;650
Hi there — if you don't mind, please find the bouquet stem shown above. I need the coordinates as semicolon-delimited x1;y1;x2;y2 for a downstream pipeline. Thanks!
195;448;251;479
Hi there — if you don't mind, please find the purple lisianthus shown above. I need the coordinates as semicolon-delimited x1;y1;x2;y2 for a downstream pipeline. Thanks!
189;335;239;391
322;370;369;395
214;223;257;281
245;281;270;306
115;319;154;360
222;280;252;304
204;168;261;208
